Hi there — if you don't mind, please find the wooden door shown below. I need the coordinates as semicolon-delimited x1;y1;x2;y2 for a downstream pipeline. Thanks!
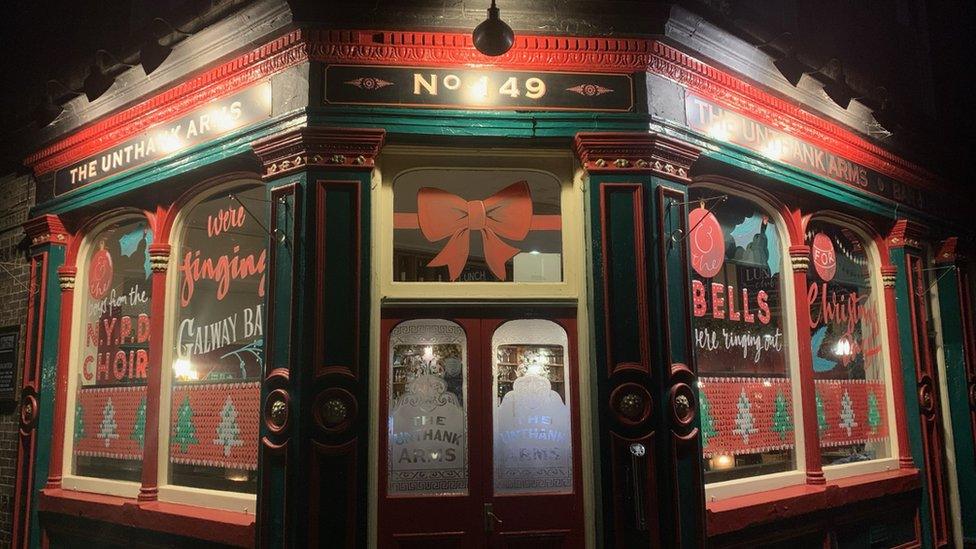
378;314;584;548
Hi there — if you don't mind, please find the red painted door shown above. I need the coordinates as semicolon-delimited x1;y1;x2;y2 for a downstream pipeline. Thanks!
379;315;584;548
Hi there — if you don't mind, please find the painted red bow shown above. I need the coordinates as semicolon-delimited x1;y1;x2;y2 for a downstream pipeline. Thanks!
417;181;532;281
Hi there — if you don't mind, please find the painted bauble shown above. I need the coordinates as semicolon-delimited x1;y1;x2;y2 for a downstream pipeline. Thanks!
88;244;113;299
812;232;836;282
689;206;724;278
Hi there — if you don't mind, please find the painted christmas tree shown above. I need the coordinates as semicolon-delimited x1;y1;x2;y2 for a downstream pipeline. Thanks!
74;403;85;442
838;389;858;436
699;390;718;447
771;391;792;441
732;389;758;445
816;391;828;434
96;398;119;448
172;395;199;453
867;392;881;434
213;396;244;457
131;396;147;449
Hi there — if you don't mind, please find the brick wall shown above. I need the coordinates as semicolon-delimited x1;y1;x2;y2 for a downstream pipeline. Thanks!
0;173;36;547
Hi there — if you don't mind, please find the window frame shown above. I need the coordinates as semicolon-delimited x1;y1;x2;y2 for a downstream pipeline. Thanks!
62;210;151;500
376;146;583;300
690;183;808;502
60;178;267;514
158;178;265;512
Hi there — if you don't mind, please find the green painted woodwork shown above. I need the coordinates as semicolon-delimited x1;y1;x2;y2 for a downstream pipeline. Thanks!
936;265;976;543
27;242;66;549
890;246;935;549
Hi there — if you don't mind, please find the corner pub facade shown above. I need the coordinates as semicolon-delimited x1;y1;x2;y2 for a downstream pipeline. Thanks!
7;1;976;547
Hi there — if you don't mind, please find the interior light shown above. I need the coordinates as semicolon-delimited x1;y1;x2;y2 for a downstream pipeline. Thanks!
712;454;735;470
173;358;198;381
472;0;515;57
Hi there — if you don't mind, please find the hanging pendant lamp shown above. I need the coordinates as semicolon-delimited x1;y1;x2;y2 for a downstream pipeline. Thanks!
472;0;515;56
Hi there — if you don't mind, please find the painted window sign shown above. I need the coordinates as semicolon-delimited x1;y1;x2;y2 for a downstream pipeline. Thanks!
805;221;890;465
74;218;153;482
168;186;268;493
688;189;795;483
388;320;468;496
393;168;562;283
492;320;572;494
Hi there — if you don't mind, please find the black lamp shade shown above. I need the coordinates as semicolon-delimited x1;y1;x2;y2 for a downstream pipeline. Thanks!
822;81;853;109
773;56;807;86
84;64;115;102
473;2;514;56
140;38;172;75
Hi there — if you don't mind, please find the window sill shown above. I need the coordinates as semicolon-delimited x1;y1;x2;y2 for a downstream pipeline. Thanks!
38;488;255;547
705;468;921;537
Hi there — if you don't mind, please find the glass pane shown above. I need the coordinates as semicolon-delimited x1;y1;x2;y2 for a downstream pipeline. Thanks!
73;218;152;482
388;319;468;496
806;221;890;465
688;188;797;483
169;186;268;493
392;168;562;282
492;319;572;495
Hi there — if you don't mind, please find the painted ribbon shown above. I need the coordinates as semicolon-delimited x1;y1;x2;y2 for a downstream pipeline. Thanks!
417;181;532;281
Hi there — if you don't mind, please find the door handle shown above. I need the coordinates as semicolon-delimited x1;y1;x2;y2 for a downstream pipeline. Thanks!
484;503;503;534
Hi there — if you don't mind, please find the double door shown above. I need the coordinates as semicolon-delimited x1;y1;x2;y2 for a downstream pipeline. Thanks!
379;314;583;548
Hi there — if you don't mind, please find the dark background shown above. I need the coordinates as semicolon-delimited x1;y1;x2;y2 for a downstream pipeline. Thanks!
0;0;973;184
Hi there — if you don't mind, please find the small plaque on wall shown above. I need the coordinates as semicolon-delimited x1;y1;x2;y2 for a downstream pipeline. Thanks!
0;326;19;401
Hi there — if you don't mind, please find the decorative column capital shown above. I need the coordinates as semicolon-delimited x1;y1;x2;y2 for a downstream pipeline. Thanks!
881;265;898;288
57;265;77;292
886;219;928;250
24;214;69;248
148;243;172;273
935;236;961;265
251;127;386;179
574;132;700;182
788;245;811;272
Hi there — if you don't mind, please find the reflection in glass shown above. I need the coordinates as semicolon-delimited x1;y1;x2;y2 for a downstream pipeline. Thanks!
806;221;890;465
492;320;572;495
73;218;152;482
388;320;468;496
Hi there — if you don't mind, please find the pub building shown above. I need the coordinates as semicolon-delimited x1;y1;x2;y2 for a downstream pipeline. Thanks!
6;1;976;547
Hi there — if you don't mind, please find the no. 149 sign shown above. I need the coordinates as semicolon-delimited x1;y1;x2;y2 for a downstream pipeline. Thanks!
325;65;633;112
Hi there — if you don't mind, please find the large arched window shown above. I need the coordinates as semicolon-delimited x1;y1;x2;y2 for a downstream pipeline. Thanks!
163;184;268;501
689;186;801;488
806;219;893;469
67;215;154;491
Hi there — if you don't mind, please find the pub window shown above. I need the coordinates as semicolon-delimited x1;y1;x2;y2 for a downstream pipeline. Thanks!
392;167;563;283
688;187;802;488
806;219;893;470
66;215;153;493
162;184;267;503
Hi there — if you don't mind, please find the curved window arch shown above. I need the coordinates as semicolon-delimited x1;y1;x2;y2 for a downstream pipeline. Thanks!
805;216;894;469
66;213;154;492
689;184;803;487
162;182;269;498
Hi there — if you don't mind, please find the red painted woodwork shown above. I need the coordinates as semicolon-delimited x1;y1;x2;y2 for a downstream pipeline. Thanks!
139;241;170;501
789;244;825;484
904;253;951;548
251;127;386;179
706;467;921;538
45;264;77;490
598;183;650;376
882;263;918;469
574;132;699;182
37;488;255;547
378;315;585;548
25;28;938;211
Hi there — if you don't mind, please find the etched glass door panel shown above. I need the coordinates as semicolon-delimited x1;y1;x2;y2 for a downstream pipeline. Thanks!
388;319;468;496
492;319;572;495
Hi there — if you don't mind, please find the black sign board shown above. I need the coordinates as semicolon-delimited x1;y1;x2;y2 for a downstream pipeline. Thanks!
325;65;634;112
0;326;19;401
685;95;927;212
55;82;273;196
